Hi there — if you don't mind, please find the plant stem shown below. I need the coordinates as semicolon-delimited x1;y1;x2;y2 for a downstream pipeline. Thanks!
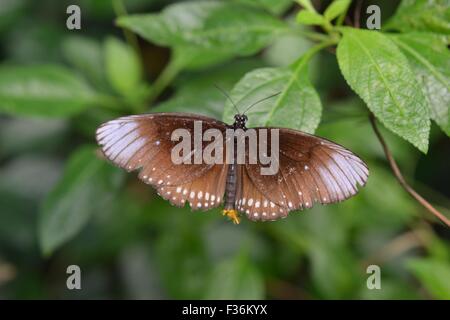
322;19;334;34
147;59;181;104
292;28;330;42
354;0;362;29
369;113;450;228
294;38;339;65
336;2;351;26
264;39;336;121
112;0;141;58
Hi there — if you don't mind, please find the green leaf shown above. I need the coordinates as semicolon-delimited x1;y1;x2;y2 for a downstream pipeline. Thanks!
234;0;293;15
62;35;106;89
296;0;316;12
407;258;450;299
223;54;322;133
104;37;142;96
172;45;235;71
390;32;450;136
204;253;264;299
384;0;450;34
117;1;287;58
263;30;315;67
0;65;95;117
0;155;63;200
0;117;67;157
324;0;351;21
38;146;124;255
336;28;430;153
156;87;225;119
296;10;326;26
157;59;262;119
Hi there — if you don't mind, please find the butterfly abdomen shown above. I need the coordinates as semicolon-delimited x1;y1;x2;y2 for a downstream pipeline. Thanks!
224;163;237;211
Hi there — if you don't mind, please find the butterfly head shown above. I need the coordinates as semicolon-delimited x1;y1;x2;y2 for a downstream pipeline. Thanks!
233;114;248;129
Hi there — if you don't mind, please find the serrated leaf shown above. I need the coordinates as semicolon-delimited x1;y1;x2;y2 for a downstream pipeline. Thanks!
407;258;450;299
117;1;287;59
336;28;430;153
0;65;95;117
384;0;450;34
223;55;322;133
324;0;351;21
104;37;142;96
296;10;326;25
62;35;106;88
204;253;264;299
38;146;124;255
390;32;450;136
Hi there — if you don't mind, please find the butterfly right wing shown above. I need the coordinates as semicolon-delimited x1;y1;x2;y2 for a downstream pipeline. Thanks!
235;128;368;221
234;164;288;221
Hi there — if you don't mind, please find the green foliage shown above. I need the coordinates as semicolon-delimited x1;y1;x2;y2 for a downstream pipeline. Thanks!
296;11;328;26
384;0;450;34
155;219;210;298
222;49;323;133
0;65;95;117
337;28;430;153
104;37;143;97
0;0;449;300
38;146;124;255
157;59;262;119
62;36;106;89
407;258;450;299
296;0;316;13
235;0;293;15
204;252;264;299
117;1;288;70
324;0;351;21
390;33;450;136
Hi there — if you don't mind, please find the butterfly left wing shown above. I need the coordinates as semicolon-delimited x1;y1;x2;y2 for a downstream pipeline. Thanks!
96;113;229;210
236;128;369;221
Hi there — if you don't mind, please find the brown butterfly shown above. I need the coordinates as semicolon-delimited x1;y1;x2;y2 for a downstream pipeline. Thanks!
96;99;368;224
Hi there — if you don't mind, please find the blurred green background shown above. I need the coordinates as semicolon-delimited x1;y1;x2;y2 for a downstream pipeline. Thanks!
0;0;449;299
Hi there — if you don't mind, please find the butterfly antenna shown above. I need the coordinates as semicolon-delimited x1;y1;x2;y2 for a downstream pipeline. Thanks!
243;91;281;114
214;84;240;114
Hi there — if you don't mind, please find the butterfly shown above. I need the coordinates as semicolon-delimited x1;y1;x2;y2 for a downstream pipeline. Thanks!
96;95;368;224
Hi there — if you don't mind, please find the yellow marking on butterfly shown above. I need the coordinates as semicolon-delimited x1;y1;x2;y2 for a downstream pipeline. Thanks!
222;209;240;224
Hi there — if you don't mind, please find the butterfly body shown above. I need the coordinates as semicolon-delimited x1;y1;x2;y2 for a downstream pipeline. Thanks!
222;114;248;223
96;112;368;223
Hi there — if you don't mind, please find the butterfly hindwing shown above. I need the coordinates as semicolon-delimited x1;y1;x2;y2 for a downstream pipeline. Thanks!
156;163;228;210
235;164;288;221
